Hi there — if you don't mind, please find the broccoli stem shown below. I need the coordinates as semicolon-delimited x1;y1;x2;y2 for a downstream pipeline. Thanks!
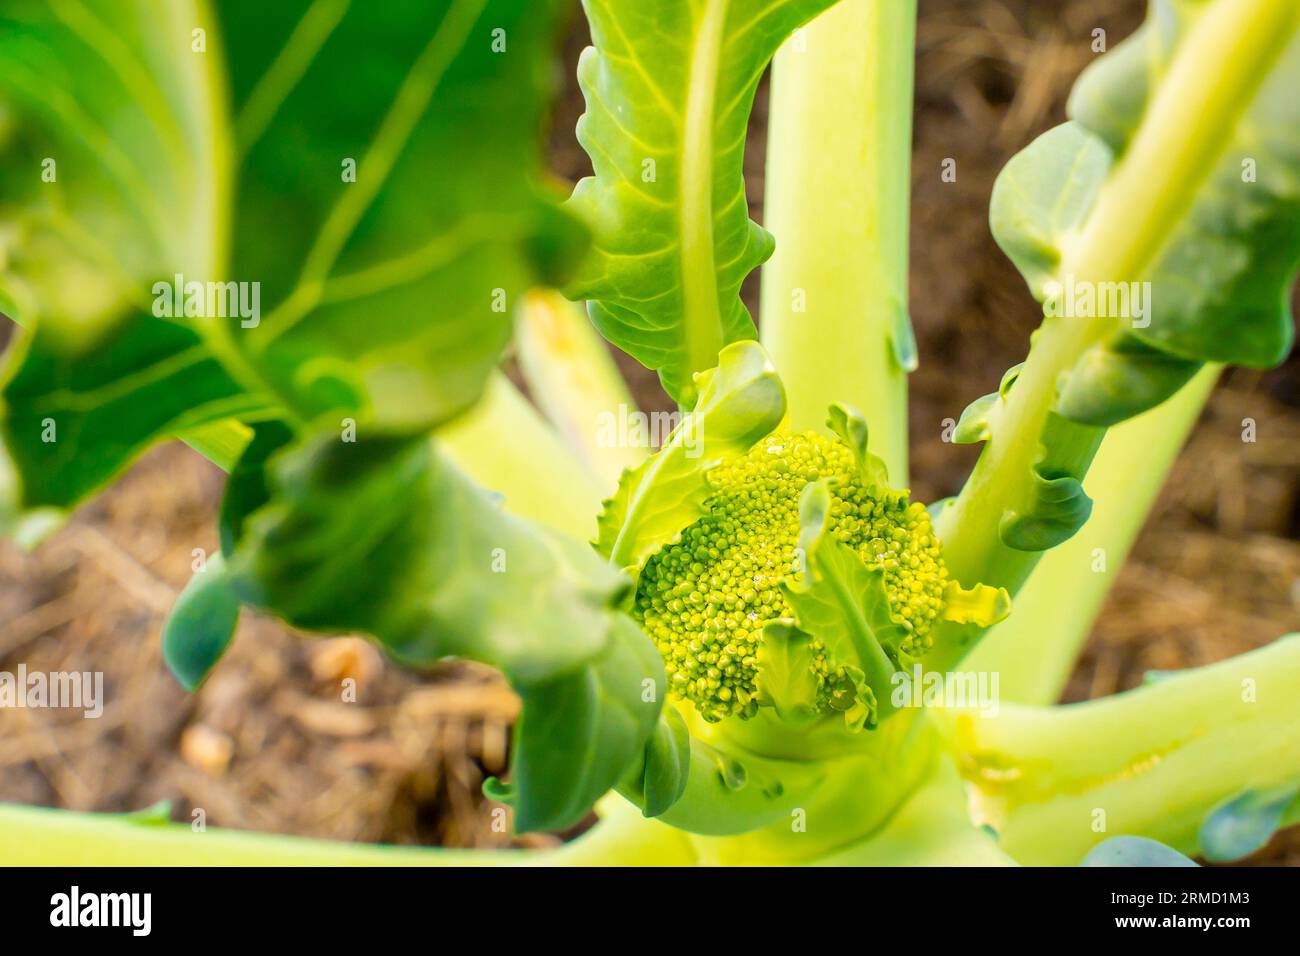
933;635;1300;865
759;0;917;482
932;0;1300;662
966;365;1220;704
0;794;698;866
437;372;607;540
514;289;648;494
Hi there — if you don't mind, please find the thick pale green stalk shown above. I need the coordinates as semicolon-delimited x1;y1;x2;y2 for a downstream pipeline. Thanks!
935;0;1298;600
815;758;1016;866
936;635;1300;865
514;290;646;493
759;0;916;482
437;372;605;541
0;796;696;866
689;708;940;863
968;366;1221;704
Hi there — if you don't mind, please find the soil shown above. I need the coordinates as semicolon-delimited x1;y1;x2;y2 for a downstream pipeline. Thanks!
2;0;1297;863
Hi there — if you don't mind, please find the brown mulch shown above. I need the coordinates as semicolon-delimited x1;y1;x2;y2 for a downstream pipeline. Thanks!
1;0;1297;863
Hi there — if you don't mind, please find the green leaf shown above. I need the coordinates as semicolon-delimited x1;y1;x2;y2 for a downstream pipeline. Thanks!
1;0;584;532
1199;782;1300;862
619;698;693;819
512;616;664;832
226;433;662;832
1067;0;1300;370
218;0;587;432
825;403;890;489
0;316;260;535
1081;836;1198;868
228;434;622;682
781;480;907;726
756;621;822;727
1056;334;1201;427
1001;413;1102;552
989;124;1204;428
161;552;241;691
595;340;785;574
989;124;1111;302
952;364;1020;446
218;420;295;557
566;0;837;405
953;358;1103;551
0;0;222;314
0;1;263;528
990;2;1300;429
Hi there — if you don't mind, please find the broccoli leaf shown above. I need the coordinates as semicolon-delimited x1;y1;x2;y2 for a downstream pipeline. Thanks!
934;3;1300;666
756;621;822;727
0;0;265;530
0;316;263;538
618;696;693;819
1081;836;1198;867
161;552;242;692
217;0;586;433
0;0;583;530
217;420;296;557
781;480;908;727
229;434;623;682
990;2;1300;428
825;403;891;490
226;433;663;832
566;0;837;405
511;615;665;832
1067;0;1300;371
1199;782;1300;862
988;125;1203;428
595;340;785;575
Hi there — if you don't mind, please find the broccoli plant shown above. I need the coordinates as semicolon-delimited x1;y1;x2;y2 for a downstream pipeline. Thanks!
1;0;1299;867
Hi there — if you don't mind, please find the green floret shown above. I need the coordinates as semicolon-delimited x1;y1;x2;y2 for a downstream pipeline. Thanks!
633;430;949;723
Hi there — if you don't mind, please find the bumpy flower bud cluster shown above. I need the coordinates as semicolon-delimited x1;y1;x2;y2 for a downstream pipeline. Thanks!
633;431;948;722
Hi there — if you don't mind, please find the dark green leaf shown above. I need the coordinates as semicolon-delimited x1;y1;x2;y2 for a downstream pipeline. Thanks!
513;616;664;832
0;316;260;535
0;0;263;528
161;552;242;692
227;433;663;831
1;0;584;530
219;0;586;432
218;420;295;556
631;705;692;818
228;434;623;682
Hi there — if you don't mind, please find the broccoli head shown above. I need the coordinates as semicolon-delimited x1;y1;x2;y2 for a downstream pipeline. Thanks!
633;430;952;723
